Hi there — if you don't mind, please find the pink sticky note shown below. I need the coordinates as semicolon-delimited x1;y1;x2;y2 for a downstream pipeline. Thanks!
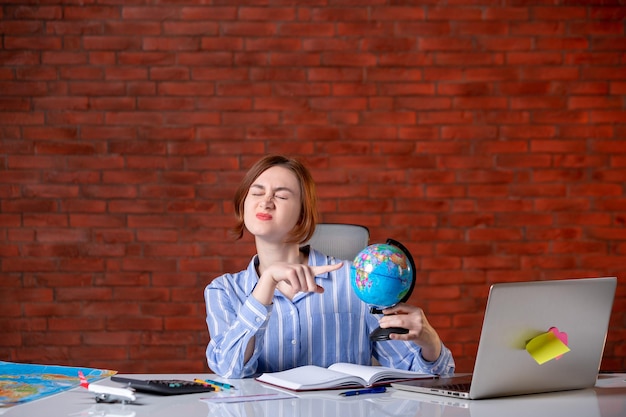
548;327;568;360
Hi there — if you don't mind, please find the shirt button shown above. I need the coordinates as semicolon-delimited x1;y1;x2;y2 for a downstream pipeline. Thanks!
291;339;296;345
255;317;262;323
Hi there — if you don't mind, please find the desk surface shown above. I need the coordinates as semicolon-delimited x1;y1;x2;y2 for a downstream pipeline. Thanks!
3;373;626;417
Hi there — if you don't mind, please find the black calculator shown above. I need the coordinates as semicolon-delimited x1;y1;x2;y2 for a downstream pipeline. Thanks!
110;376;215;395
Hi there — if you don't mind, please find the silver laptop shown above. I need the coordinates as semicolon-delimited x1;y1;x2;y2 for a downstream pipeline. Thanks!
392;277;617;400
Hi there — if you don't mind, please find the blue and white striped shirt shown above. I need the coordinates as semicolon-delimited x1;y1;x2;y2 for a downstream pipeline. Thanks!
204;248;455;378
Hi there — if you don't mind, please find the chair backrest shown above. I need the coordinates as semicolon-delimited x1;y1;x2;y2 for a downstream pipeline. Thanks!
303;223;370;261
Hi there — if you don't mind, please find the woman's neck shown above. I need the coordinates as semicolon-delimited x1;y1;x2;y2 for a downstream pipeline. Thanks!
255;241;305;276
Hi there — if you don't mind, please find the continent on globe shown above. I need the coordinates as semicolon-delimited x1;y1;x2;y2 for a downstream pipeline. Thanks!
350;242;414;309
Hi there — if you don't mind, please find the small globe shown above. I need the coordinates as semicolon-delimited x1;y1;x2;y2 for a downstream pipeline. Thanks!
350;242;414;309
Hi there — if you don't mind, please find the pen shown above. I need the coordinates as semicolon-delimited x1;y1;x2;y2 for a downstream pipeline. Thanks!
339;386;386;397
194;378;220;391
203;379;236;390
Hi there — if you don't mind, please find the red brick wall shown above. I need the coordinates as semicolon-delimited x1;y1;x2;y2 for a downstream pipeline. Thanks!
1;1;625;373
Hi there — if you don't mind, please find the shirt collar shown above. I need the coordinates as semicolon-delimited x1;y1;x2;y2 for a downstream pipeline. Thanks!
245;246;335;298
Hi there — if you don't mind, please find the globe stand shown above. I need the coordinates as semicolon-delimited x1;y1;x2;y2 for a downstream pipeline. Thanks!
368;238;416;342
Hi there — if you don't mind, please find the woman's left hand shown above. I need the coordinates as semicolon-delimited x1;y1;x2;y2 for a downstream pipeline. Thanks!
378;303;442;362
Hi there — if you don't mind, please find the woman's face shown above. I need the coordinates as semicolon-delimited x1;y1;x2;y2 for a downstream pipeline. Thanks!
243;166;302;243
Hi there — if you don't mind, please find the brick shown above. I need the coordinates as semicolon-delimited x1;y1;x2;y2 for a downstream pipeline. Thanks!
533;110;588;124
307;67;362;82
591;111;626;123
610;82;626;94
531;140;587;153
0;98;28;112
436;52;503;66
215;82;272;97
613;156;626;168
312;8;369;22
22;213;68;227
165;317;206;331
240;6;296;21
510;22;565;36
105;111;163;125
503;213;556;228
0;20;43;35
61;200;106;214
303;38;359;52
534;6;586;19
108;200;163;214
536;37;589;50
322;52;375;67
180;6;237;21
150;67;190;80
36;142;102;155
104;67;148;80
253;68;309;83
590;7;626;20
79;176;136;192
570;22;624;36
420;37;474;52
222;22;277;36
442;126;499;140
41;51;88;65
0;214;22;227
365;37;418;53
58;66;104;80
334;21;392;38
594;36;624;51
2;258;58;273
157;272;203;291
122;6;179;20
121;258;178;272
595;167;626;183
125;155;185;170
0;170;40;182
566;52;622;65
484;7;529;20
15;67;57;80
2;198;58;213
8;5;62;20
0;81;47;96
507;52;563;65
395;97;452;110
4;36;62;50
463;67;520;81
583;66;626;80
69;214;126;228
47;111;104;126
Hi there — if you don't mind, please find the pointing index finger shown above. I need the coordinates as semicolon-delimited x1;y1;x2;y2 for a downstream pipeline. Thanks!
312;261;343;276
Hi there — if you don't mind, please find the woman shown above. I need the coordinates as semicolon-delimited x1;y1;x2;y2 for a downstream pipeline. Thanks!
204;155;455;378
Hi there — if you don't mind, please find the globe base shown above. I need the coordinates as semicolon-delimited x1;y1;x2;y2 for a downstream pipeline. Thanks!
369;326;409;341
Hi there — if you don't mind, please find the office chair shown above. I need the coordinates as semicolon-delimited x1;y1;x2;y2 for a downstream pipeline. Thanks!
304;223;379;365
303;223;370;261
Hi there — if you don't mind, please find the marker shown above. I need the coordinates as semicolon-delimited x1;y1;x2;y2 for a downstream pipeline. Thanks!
194;379;220;391
339;386;386;397
203;379;236;390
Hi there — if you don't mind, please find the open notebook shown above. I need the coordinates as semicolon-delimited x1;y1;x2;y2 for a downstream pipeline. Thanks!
392;277;617;400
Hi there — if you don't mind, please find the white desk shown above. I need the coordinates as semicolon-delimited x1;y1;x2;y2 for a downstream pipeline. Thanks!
3;373;625;417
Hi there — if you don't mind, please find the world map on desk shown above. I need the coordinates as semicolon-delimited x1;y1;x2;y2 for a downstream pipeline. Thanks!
0;361;116;407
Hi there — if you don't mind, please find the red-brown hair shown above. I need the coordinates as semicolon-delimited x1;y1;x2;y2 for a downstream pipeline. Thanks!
231;155;318;244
